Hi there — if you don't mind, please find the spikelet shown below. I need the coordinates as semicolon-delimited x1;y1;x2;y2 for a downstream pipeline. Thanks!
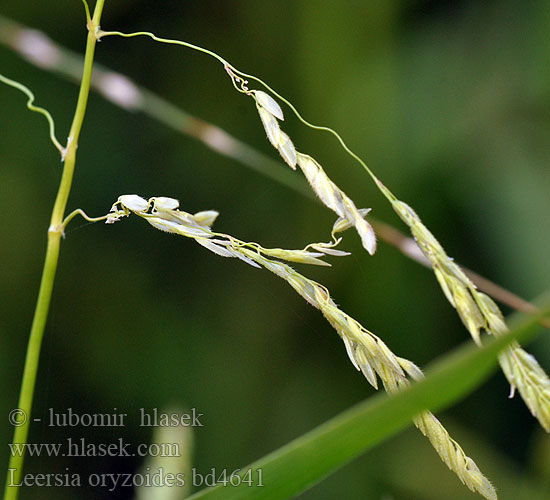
106;194;497;499
375;181;550;432
253;91;296;169
257;106;281;147
254;90;284;120
296;153;376;255
251;91;376;254
277;131;297;169
412;412;497;500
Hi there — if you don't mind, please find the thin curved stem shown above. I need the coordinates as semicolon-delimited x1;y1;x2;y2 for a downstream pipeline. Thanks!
0;73;64;156
60;208;110;231
81;0;91;24
96;30;386;189
3;2;106;499
98;29;230;66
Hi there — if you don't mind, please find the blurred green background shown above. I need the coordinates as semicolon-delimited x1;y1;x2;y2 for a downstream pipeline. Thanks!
1;1;549;499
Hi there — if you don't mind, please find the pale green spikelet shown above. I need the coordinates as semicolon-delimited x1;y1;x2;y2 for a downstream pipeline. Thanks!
252;90;297;169
397;358;497;499
254;90;284;120
296;153;376;254
257;106;281;147
276;131;297;169
498;343;550;431
191;210;219;228
306;239;351;257
104;194;497;499
412;412;497;500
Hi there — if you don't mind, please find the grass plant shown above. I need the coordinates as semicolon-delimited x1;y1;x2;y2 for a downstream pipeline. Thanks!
1;2;549;499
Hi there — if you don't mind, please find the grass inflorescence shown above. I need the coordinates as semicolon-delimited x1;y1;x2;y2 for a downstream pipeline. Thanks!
2;6;549;499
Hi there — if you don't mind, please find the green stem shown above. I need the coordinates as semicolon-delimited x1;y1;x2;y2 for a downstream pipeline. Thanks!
3;2;105;499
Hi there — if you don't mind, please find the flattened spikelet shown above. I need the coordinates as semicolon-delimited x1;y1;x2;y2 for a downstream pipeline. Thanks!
254;90;284;120
296;154;376;254
257;106;281;147
277;131;297;169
